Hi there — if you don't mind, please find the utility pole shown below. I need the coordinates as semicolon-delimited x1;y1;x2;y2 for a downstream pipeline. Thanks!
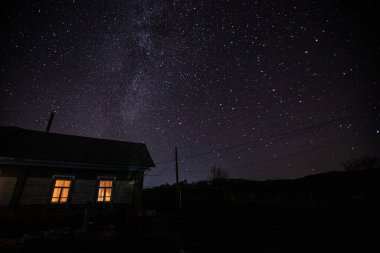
45;111;55;133
175;147;182;210
175;147;179;185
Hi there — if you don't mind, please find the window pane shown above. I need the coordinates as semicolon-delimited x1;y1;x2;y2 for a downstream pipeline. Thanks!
52;179;71;204
100;180;112;187
105;188;112;197
97;188;105;201
98;181;112;202
61;188;69;198
55;179;71;187
98;188;105;197
55;180;65;187
52;188;61;198
63;180;71;187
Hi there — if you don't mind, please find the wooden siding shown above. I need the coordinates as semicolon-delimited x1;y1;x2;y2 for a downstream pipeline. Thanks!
113;181;135;203
0;176;18;206
71;179;97;204
19;177;52;205
5;176;140;206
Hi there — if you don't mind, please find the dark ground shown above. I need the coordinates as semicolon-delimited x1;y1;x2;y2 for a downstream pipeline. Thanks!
1;199;379;253
1;170;379;252
134;198;380;253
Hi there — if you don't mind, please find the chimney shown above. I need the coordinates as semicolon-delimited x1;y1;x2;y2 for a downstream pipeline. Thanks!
45;112;55;133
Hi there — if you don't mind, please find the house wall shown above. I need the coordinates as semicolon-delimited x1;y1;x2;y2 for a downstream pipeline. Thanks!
71;179;97;204
70;179;136;204
113;180;136;203
0;165;146;210
19;177;52;205
0;176;18;205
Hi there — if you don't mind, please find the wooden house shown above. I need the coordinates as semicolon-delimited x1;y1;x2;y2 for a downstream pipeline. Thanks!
0;126;154;226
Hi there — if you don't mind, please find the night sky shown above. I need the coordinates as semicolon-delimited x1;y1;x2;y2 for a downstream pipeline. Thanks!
0;0;379;187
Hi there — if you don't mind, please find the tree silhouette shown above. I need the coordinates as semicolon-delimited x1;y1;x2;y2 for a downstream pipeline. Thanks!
341;156;379;171
210;165;229;181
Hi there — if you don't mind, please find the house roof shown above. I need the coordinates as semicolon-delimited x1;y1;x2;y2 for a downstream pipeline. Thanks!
0;126;155;169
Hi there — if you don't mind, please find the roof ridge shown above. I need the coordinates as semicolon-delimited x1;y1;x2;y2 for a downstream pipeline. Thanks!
0;125;155;168
0;125;146;146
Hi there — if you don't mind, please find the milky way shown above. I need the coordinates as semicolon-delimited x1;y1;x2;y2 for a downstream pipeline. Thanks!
1;0;379;186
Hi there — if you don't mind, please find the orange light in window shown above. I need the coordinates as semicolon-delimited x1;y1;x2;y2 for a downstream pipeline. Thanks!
55;180;71;187
51;179;71;203
97;180;112;202
99;180;112;187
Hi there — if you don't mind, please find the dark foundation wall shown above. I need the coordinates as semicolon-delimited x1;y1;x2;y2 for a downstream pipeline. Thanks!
0;203;133;236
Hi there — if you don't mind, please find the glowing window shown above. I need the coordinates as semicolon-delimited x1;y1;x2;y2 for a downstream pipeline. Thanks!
97;180;113;202
51;179;71;203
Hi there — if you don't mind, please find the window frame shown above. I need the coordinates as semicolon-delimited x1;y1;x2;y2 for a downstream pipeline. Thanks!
96;177;115;204
49;176;74;205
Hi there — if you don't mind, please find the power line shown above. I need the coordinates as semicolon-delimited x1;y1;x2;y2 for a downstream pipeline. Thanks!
149;128;375;177
150;106;376;177
178;101;376;150
224;143;332;171
153;103;375;165
183;108;374;160
185;142;334;174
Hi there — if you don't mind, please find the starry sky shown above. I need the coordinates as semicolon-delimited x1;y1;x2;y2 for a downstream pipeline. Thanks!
0;0;379;187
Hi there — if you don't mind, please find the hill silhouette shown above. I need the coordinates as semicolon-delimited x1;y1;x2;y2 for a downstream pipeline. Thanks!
144;168;380;209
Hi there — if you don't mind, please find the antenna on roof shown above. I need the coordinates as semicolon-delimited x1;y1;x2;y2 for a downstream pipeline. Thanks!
45;112;55;133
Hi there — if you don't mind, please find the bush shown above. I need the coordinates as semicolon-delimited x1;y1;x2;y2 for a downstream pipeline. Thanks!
341;156;379;171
